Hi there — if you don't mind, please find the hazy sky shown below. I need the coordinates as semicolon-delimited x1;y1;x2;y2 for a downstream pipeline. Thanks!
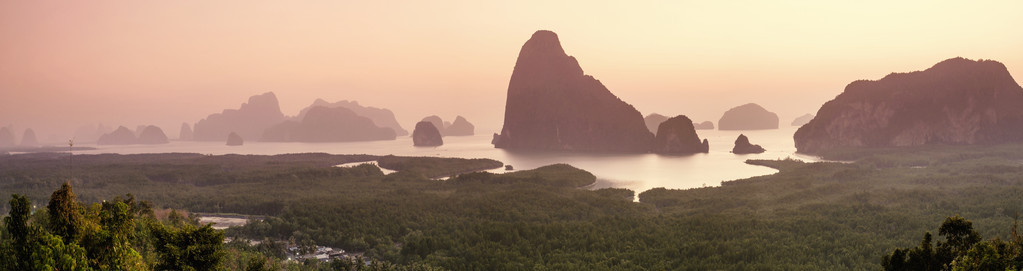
3;1;1022;143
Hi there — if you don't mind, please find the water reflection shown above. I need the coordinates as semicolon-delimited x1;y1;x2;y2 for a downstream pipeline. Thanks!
76;127;818;193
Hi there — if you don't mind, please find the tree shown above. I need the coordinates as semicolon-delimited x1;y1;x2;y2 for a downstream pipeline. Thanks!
938;215;981;258
3;194;33;270
884;215;1021;271
48;181;84;243
3;194;92;271
151;222;225;271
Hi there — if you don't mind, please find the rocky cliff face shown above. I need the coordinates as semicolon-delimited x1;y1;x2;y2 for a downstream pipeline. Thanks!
412;121;443;147
193;92;285;142
138;126;170;145
296;99;408;136
262;106;396;142
98;126;137;145
718;103;779;130
653;115;709;154
179;123;193;141
493;30;654;152
446;116;475;136
795;58;1023;154
732;134;765;154
644;114;668;134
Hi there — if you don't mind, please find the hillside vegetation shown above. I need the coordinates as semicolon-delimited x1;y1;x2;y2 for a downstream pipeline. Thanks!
1;145;1023;269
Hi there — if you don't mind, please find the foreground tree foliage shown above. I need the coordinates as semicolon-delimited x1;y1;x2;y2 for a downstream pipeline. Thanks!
883;216;1023;271
5;149;1023;269
0;182;224;270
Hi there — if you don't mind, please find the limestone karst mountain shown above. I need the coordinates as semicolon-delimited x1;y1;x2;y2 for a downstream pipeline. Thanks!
421;116;446;136
493;30;653;152
137;126;170;145
295;99;408;136
732;134;766;154
644;114;668;134
193;92;285;142
261;106;396;142
446;116;475;136
226;132;244;146
795;57;1023;154
97;126;138;145
412;121;443;147
19;129;39;147
693;121;714;130
179;123;193;141
652;115;709;154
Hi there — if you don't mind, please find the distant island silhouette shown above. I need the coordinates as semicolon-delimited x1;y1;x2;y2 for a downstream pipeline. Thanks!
97;125;169;145
262;106;396;143
644;114;668;134
412;121;443;146
790;114;814;127
295;99;409;136
653;115;709;154
718;103;779;130
193;92;286;142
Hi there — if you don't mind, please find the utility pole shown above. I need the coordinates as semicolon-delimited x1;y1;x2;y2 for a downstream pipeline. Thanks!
69;138;73;181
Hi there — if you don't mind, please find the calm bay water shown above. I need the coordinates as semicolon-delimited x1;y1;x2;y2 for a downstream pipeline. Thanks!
75;127;818;194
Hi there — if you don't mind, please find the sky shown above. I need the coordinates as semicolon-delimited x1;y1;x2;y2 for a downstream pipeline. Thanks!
2;0;1022;144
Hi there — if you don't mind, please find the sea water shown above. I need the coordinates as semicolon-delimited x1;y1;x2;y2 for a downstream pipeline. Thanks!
75;127;818;194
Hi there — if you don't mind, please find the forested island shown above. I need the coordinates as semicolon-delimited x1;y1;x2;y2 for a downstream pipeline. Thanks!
2;145;1023;269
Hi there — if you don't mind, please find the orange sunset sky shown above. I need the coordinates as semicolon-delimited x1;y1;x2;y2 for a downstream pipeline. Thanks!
2;1;1022;143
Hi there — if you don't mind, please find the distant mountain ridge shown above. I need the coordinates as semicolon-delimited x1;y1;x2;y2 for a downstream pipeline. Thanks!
294;99;408;136
263;106;396;142
193;92;286;142
795;57;1023;154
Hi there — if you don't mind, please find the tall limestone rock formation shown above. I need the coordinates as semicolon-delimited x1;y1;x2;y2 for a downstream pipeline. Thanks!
653;115;709;154
193;92;285;142
19;129;39;147
732;134;766;154
795;57;1023;154
179;123;193;141
412;121;443;147
493;30;653;152
421;116;446;136
226;132;244;146
137;125;170;145
446;116;475;136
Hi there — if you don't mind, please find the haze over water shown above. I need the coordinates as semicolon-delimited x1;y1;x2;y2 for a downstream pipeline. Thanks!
3;1;1023;142
73;127;812;194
